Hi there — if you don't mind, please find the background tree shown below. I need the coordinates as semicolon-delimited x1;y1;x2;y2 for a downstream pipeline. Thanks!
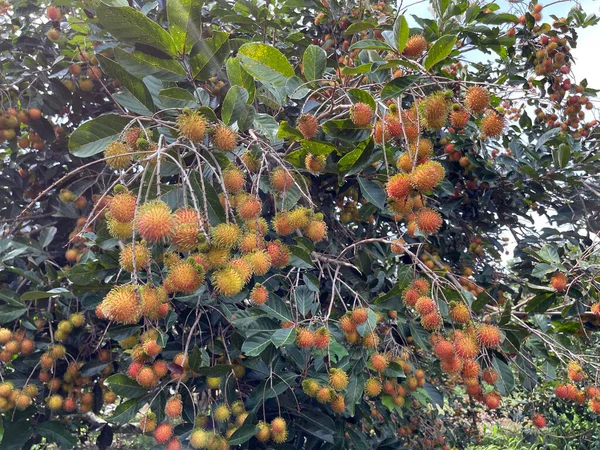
0;0;599;449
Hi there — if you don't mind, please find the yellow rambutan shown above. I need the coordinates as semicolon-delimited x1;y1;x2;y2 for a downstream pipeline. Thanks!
302;379;320;397
169;261;204;294
450;303;470;324
403;35;427;57
350;103;374;127
99;285;141;324
212;267;244;296
316;386;334;403
364;377;382;397
47;394;64;411
211;223;241;249
222;167;246;193
177;110;206;142
245;249;272;276
409;138;434;159
305;220;327;243
396;152;414;173
386;174;412;199
419;92;449;130
297;114;319;139
255;421;271;442
172;208;201;252
287;207;312;230
229;258;252;284
139;285;166;320
270;168;294;191
305;153;327;174
109;191;137;223
362;333;380;349
239;232;265;253
212;124;237;151
370;353;388;372
331;393;345;413
464;86;490;114
135;200;173;243
119;242;150;272
416;208;443;235
107;216;133;240
104;141;132;170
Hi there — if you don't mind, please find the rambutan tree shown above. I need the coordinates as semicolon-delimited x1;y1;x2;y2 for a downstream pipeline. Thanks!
0;0;599;449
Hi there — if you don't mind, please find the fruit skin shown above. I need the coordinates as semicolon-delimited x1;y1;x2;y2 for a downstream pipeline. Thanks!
305;153;327;174
434;340;455;360
329;368;349;390
387;174;411;199
165;395;183;418
550;272;568;291
104;141;132;170
212;124;237;151
255;421;271;442
135;200;173;243
109;192;137;223
483;368;499;385
465;86;490;114
136;366;158;388
189;429;209;448
270;168;294;191
364;377;382;397
119;242;150;272
213;404;231;422
98;285;141;325
211;223;241;249
206;377;221;389
297;114;319;139
352;308;369;325
314;327;330;349
303;379;320;397
476;324;502;348
296;328;315;348
409;161;445;192
305;220;327;243
450;108;470;128
404;35;427;57
370;354;388;372
484;391;501;409
212;267;244;297
250;283;269;305
416;208;443;235
481;111;505;138
177;110;206;142
169;261;203;294
223;167;246;193
532;413;546;428
421;312;442;330
454;333;479;359
271;417;287;434
450;303;470;324
420;92;449;129
47;394;64;411
350;103;374;127
153;423;174;444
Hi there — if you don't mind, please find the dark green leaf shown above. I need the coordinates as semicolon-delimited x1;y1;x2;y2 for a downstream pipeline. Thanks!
358;177;386;210
381;75;421;100
190;32;231;80
104;374;148;398
271;327;296;348
228;423;259;445
226;57;256;103
424;35;456;70
221;86;249;125
303;45;327;81
69;115;131;158
393;15;409;52
37;421;77;449
241;332;272;357
238;43;295;86
114;47;186;81
167;0;203;53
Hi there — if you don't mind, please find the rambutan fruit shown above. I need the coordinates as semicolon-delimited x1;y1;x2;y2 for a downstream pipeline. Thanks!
270;168;294;191
143;339;162;357
212;124;237;151
589;398;600;414
287;207;312;230
272;213;294;236
0;329;11;345
154;423;174;444
99;285;141;325
550;272;568;292
165;438;182;450
119;242;150;272
415;296;436;316
316;386;333;403
297;114;319;139
212;267;244;297
396;153;415;173
305;220;328;243
419;92;449;130
272;430;288;444
302;379;320;397
296;328;315;348
591;303;600;316
169;261;203;294
107;217;133;240
20;338;35;355
140;285;166;320
339;315;356;333
241;151;261;173
386;174;411;199
412;278;430;295
239;232;265;253
364;377;382;397
213;404;231;422
352;307;369;325
305;153;327;174
403;288;420;307
222;167;246;194
481;111;505;138
245;249;272;276
483;391;501;409
350;103;374;127
266;240;290;268
373;120;390;144
153;360;169;378
237;197;262;220
250;283;269;305
328;368;349;391
177;110;206;142
15;393;32;410
135;200;173;243
462;359;481;378
255;421;271;442
450;108;470;128
362;333;380;349
370;353;389;372
314;327;330;349
229;258;252;284
409;138;434;159
204;247;230;268
403;35;427;57
476;324;502;348
454;333;479;359
416;208;443;235
109;191;137;223
531;413;546;429
136;366;158;388
450;303;470;324
271;416;287;435
46;6;62;20
104;141;131;170
434;339;455;361
331;393;345;413
172;208;201;252
47;394;64;411
567;361;584;382
465;87;490;114
421;312;442;330
165;395;183;418
211;223;241;249
483;368;499;385
409;161;445;192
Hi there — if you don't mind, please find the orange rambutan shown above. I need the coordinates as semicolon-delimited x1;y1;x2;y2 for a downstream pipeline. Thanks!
589;398;600;413
266;240;290;268
339;315;356;333
450;303;470;324
250;283;269;305
370;353;389;372
139;285;165;320
135;200;173;243
374;120;390;144
454;333;479;359
531;413;546;429
316;386;334;403
152;360;169;378
119;242;150;272
237;197;262;220
484;391;501;409
153;423;174;444
409;161;445;192
483;368;499;385
305;220;328;243
314;327;330;349
223;167;246;193
476;324;502;348
177;110;206;142
352;307;369;325
302;378;320;397
212;124;237;151
143;339;162;357
229;258;252;283
165;395;183;418
104;141;132;170
137;366;158;388
212;267;244;297
272;213;294;236
403;288;420;307
270;168;294;191
550;272;568;292
328;368;349;390
440;356;463;374
297;114;319;139
462;359;481;378
350;103;374;127
421;312;442;330
305;154;327;174
99;285;141;324
169;261;203;294
434;339;455;361
409;138;434;159
416;208;443;235
331;393;345;413
591;303;600;316
387;174;412;199
567;361;584;382
172;208;201;252
403;35;427;57
464;87;490;114
109;191;137;223
364;377;382;397
391;238;405;254
450;108;470;128
415;296;436;316
481;111;505;138
412;278;430;294
296;328;315;348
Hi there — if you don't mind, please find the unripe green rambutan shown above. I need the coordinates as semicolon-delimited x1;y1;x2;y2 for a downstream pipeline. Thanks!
104;141;132;170
302;379;320;397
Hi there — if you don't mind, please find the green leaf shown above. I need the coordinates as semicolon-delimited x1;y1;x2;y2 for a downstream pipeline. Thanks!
238;43;295;86
424;35;457;70
107;397;145;424
98;55;155;112
477;12;519;24
381;75;421;100
37;421;77;449
345;374;365;416
393;15;409;52
347;89;376;111
423;383;444;408
553;144;570;169
0;306;27;324
288;409;336;444
221;86;249;125
20;287;71;301
189;172;227;225
300;140;337;156
79;360;109;377
0;420;32;450
69;115;131;158
537;244;561;264
226;57;256;103
157;87;197;108
408;322;430;350
492;356;515;395
114;47;186;81
241;332;272;357
344;20;377;35
97;3;176;56
277;121;304;141
349;40;392;51
228;423;259;446
303;45;327;81
190;32;231;80
194;365;234;376
271;327;296;348
295;285;316;317
167;0;203;53
358;177;386;210
347;428;370;450
104;374;148;398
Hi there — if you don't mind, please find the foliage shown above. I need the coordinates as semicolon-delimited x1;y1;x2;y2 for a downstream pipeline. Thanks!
0;0;599;449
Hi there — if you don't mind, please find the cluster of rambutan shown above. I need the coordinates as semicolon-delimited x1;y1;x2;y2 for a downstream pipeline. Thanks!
302;368;348;413
254;415;289;445
0;107;47;148
402;278;442;331
0;381;37;412
0;328;35;363
121;330;172;389
338;307;377;346
62;47;104;93
295;326;330;350
272;206;328;243
554;362;600;413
